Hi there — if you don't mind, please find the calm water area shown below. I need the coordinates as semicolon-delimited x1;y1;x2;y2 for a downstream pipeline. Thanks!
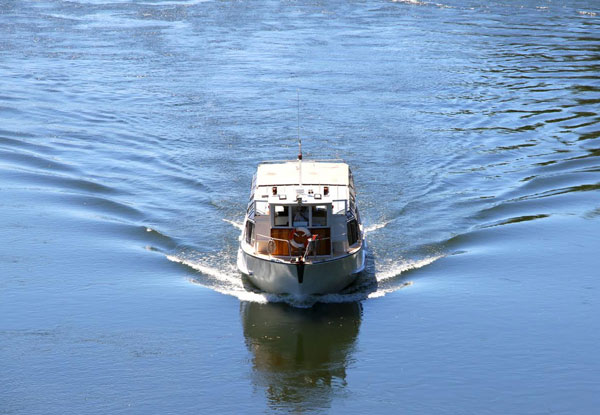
1;0;599;413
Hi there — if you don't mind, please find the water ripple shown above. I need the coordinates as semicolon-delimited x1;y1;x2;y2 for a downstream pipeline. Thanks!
1;0;599;303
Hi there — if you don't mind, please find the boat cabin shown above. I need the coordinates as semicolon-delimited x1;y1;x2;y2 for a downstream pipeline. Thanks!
242;161;361;261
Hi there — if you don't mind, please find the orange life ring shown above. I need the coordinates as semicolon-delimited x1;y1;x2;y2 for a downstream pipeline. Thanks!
289;227;311;249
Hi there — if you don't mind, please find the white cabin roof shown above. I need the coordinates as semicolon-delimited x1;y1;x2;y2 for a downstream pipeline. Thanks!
256;161;349;186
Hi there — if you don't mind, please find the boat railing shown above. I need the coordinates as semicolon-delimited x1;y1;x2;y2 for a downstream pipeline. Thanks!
248;198;349;217
258;159;344;165
254;233;332;260
248;200;269;216
304;236;332;260
255;233;293;256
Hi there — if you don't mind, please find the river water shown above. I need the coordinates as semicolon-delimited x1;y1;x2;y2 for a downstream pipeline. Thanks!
1;0;599;413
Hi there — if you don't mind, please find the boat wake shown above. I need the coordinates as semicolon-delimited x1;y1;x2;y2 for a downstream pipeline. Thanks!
167;250;444;308
222;218;244;231
364;220;392;234
390;0;451;9
374;255;444;282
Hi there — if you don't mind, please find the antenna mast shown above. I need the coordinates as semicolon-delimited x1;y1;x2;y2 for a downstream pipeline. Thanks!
297;90;302;160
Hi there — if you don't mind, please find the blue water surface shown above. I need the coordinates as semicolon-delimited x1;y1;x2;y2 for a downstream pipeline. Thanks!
1;0;599;413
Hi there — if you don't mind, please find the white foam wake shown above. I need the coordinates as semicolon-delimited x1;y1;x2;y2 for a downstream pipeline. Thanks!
391;0;451;8
167;254;275;304
364;220;391;234
392;0;427;4
222;218;244;231
375;255;444;283
168;252;444;307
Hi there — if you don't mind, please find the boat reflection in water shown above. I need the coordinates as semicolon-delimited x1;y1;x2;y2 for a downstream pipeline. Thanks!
241;301;362;411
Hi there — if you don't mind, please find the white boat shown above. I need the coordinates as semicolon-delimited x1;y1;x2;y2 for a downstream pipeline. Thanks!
237;157;366;295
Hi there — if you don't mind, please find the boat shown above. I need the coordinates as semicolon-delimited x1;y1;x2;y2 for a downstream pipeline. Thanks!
237;155;366;295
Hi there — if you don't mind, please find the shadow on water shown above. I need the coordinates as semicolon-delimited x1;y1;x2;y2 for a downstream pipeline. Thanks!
240;301;362;411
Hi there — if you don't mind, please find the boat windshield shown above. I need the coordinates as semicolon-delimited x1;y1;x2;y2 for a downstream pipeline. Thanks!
274;205;289;226
271;204;329;228
292;206;309;227
311;205;327;226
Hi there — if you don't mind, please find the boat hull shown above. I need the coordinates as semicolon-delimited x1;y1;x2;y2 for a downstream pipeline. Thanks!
237;245;365;296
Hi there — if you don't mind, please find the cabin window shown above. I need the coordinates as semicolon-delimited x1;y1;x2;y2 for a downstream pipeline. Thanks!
245;221;255;245
311;205;328;227
332;200;347;215
255;200;269;216
292;206;309;227
347;219;359;246
273;205;289;227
